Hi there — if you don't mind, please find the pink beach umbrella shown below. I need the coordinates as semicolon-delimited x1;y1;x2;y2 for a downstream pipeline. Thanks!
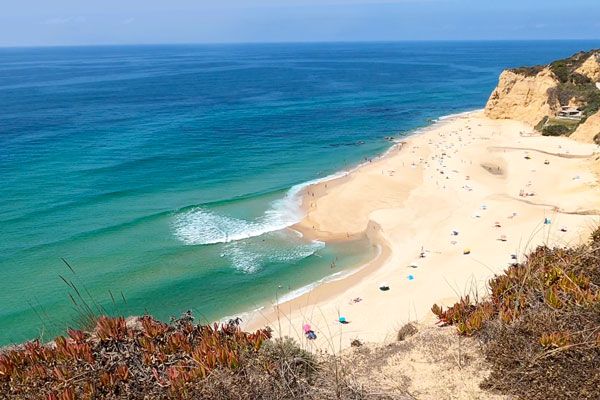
303;324;312;334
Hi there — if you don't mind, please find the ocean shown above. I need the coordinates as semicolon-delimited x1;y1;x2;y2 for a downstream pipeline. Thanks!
1;41;598;345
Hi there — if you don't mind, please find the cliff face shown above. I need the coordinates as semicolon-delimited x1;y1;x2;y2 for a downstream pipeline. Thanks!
484;68;560;126
485;49;600;139
575;53;600;82
570;110;600;144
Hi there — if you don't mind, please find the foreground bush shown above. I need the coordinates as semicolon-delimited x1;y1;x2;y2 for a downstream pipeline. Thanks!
0;313;282;399
432;229;600;399
1;312;392;399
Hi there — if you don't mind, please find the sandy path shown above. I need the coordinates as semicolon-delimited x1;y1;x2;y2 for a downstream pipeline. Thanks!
246;111;600;351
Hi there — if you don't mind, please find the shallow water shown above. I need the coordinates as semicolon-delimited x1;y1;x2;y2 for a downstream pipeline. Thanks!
1;41;598;345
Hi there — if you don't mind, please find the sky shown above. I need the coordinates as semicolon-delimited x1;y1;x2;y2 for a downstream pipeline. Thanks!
1;0;600;47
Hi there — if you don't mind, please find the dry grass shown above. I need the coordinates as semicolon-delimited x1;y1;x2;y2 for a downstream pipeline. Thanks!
0;311;408;400
432;228;600;399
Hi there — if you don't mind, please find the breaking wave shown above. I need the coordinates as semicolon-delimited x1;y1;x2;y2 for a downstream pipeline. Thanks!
171;172;346;246
222;239;325;274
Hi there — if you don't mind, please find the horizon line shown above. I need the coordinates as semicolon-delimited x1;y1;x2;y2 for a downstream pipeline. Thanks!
2;38;600;50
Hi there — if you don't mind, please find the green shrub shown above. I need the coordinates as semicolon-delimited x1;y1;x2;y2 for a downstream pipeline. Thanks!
510;66;543;77
541;124;571;136
534;116;549;132
550;61;570;82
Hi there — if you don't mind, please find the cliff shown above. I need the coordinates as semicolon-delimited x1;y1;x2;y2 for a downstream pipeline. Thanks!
570;109;600;143
575;53;600;82
485;49;600;140
484;68;560;126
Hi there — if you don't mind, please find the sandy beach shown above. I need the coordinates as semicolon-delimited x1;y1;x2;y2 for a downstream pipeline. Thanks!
246;111;600;350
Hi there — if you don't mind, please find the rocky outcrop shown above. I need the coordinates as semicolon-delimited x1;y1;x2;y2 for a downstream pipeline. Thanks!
575;52;600;82
484;68;560;126
570;110;600;144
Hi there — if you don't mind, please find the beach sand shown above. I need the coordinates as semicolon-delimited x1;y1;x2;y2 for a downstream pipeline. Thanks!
246;111;600;351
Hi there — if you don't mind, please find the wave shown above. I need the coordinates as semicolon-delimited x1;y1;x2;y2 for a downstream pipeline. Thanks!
222;239;325;274
171;172;347;246
436;108;483;121
171;201;301;246
275;269;352;305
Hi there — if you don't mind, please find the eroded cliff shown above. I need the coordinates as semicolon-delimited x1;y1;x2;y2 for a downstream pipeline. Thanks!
485;49;600;141
484;68;560;126
575;53;600;82
571;110;600;144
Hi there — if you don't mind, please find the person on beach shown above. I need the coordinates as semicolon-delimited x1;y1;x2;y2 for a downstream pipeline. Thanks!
303;323;317;340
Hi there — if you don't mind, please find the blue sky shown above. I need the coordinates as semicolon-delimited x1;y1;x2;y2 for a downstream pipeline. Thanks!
2;0;600;47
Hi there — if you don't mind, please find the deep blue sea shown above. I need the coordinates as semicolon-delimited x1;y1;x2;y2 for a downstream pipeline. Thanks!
1;41;598;345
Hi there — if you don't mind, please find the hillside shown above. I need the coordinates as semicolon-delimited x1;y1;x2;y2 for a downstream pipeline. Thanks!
485;50;600;142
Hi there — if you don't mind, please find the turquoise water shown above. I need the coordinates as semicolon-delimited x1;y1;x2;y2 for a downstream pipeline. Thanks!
1;41;599;345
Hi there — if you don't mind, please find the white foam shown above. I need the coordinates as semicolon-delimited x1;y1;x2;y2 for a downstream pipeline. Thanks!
275;282;320;305
221;239;325;274
223;242;264;273
437;109;483;121
171;172;347;246
274;270;354;304
172;206;298;246
274;242;383;304
219;306;265;326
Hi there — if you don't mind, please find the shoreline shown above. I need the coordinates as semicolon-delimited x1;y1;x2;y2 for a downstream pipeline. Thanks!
245;110;600;349
242;110;480;326
232;110;477;327
290;109;478;242
224;111;477;327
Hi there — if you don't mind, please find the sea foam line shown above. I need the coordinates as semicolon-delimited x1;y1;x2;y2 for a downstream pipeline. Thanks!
274;243;383;305
436;108;484;121
171;171;348;246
